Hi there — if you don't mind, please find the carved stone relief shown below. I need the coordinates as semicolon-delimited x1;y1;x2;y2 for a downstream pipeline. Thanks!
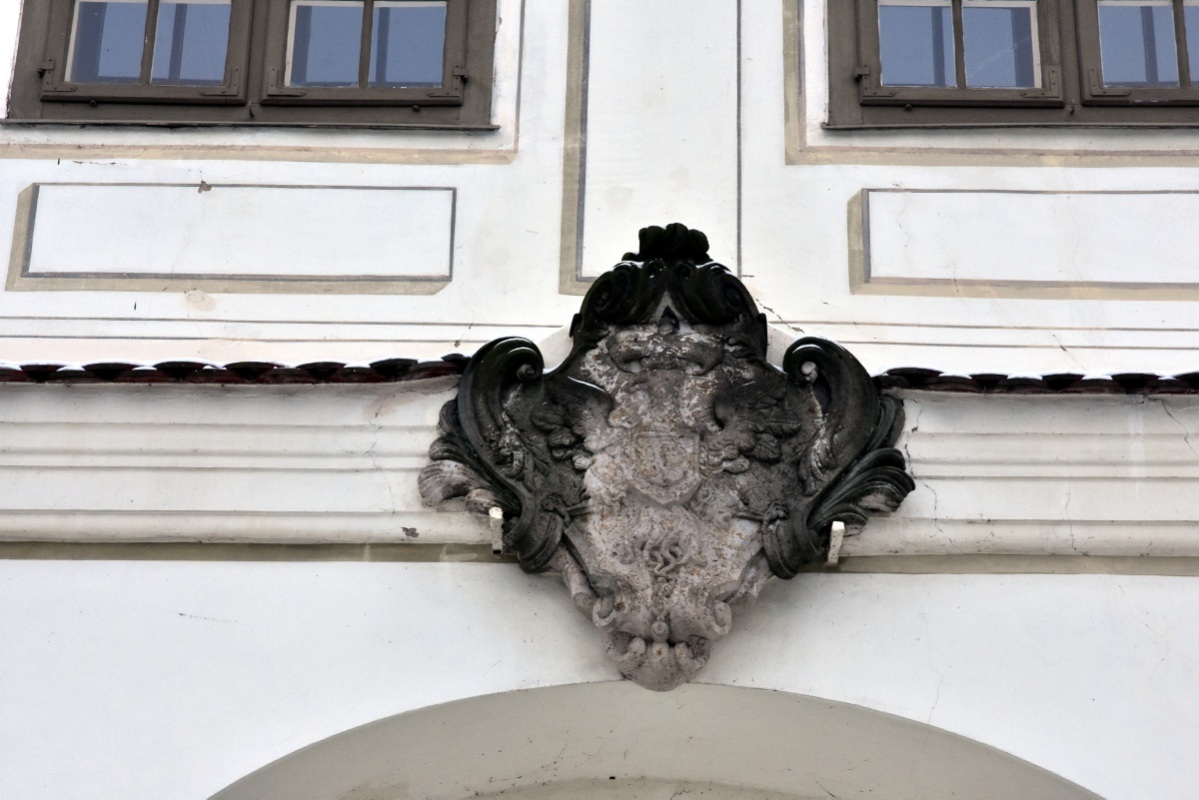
420;225;915;690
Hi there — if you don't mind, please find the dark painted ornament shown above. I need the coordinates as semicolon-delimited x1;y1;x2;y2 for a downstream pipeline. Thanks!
420;224;914;690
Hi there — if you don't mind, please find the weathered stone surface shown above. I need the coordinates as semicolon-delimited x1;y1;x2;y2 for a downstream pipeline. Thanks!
420;224;914;690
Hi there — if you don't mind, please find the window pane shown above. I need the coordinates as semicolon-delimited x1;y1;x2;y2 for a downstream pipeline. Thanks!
151;0;230;85
878;2;955;87
368;1;446;87
288;0;364;87
69;0;148;83
963;1;1039;88
1098;1;1179;86
1186;2;1199;80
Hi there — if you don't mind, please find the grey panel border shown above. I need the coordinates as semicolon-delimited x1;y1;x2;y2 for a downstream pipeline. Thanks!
559;0;744;295
735;0;743;272
8;182;456;294
557;0;591;295
0;542;508;562
853;187;1199;300
3;542;1199;575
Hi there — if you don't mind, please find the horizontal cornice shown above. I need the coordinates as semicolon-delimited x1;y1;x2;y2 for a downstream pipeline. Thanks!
0;384;1195;570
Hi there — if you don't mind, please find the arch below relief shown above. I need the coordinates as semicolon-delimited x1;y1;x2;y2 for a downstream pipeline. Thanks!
212;681;1099;800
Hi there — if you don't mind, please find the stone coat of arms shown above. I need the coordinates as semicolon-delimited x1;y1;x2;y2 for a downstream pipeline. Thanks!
420;225;914;690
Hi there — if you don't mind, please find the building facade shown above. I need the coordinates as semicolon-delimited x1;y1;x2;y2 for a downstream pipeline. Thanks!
1;1;1198;797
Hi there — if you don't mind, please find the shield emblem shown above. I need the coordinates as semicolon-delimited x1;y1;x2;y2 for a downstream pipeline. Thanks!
628;431;702;505
421;224;915;690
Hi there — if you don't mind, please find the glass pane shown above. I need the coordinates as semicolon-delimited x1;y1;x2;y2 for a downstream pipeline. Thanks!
878;2;955;87
288;0;364;87
963;2;1039;88
1186;2;1199;80
1098;1;1179;86
69;0;148;84
368;1;446;87
151;0;231;85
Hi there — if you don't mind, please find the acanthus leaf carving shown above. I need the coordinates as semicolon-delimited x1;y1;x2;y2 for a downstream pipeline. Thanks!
420;224;915;690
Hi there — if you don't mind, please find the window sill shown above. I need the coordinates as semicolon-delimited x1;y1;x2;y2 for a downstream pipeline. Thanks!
1;118;500;131
824;120;1199;130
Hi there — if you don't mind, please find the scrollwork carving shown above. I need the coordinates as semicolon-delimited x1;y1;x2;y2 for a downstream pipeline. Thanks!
420;224;915;690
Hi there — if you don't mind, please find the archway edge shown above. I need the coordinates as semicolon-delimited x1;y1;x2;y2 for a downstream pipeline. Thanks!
213;681;1098;800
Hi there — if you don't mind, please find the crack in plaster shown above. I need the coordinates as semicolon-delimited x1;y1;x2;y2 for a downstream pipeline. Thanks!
811;777;840;798
927;676;943;726
903;399;946;543
757;301;804;336
1113;582;1170;683
365;404;398;522
1064;480;1078;554
480;743;571;789
1159;399;1199;461
453;318;477;349
924;612;945;727
176;611;235;623
1048;330;1087;372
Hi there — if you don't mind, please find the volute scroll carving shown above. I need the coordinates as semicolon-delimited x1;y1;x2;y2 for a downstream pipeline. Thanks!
420;225;915;690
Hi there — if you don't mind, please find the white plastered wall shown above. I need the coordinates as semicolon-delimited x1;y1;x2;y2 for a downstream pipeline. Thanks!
0;1;1196;371
0;561;1195;799
0;3;1198;800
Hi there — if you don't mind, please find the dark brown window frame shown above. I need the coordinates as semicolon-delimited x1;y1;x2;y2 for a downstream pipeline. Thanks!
261;0;470;107
9;0;497;128
856;0;1064;108
38;0;254;106
829;0;1199;128
1075;0;1199;105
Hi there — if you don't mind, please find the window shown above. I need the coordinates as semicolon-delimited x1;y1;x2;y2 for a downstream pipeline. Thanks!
9;0;496;127
1077;0;1199;102
829;0;1199;126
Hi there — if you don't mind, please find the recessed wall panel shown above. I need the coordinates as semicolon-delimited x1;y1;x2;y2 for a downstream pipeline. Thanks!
575;0;739;280
12;182;455;292
861;189;1199;297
